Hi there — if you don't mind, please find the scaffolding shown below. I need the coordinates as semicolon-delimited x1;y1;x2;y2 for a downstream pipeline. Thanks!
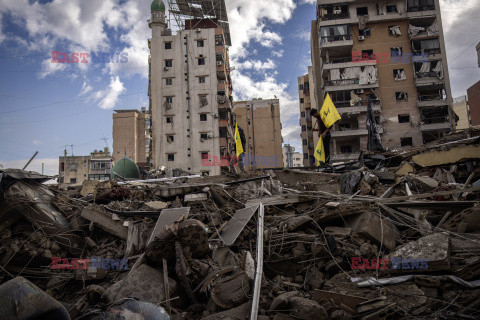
166;0;231;46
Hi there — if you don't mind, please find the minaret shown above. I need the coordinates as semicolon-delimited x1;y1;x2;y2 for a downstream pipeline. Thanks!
149;0;167;168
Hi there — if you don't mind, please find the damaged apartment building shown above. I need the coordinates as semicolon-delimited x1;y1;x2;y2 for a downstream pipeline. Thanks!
309;0;453;162
58;148;113;186
148;0;236;176
234;99;284;169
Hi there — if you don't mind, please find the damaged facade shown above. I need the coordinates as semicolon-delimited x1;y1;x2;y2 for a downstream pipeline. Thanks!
233;99;284;169
58;148;113;186
149;0;235;176
310;0;454;161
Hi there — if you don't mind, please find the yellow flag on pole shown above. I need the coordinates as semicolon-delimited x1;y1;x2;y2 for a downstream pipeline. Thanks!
314;135;325;166
320;93;342;129
234;123;244;157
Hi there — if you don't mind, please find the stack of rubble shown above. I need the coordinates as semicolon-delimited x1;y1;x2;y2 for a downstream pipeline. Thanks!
0;137;480;319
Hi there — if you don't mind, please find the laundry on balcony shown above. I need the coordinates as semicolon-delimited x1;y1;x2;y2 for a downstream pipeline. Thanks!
359;66;377;85
388;25;402;36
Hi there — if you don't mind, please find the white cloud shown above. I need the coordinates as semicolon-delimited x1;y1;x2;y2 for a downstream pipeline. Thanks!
33;139;41;146
80;81;93;96
0;15;5;44
300;0;316;4
39;57;66;78
236;59;276;71
94;76;125;109
272;50;284;58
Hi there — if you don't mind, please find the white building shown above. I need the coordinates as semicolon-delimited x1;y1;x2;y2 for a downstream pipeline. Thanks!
148;0;235;176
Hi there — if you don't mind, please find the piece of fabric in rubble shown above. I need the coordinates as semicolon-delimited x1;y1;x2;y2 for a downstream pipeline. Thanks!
366;101;385;152
408;24;425;38
352;275;480;288
339;170;363;194
389;25;401;36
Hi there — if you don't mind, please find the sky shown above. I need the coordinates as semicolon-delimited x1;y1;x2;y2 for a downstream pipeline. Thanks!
0;0;479;176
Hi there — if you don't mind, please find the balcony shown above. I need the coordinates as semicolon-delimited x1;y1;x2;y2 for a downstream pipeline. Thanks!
337;103;381;115
331;152;361;162
319;12;350;22
417;94;448;108
331;125;383;138
421;122;451;131
322;57;377;77
415;76;444;88
324;78;378;92
320;35;353;50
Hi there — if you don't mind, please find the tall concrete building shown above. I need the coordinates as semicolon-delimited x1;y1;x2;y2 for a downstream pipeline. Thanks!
310;0;453;161
148;0;235;176
234;99;283;169
453;96;470;130
467;80;480;127
112;108;151;167
298;67;320;167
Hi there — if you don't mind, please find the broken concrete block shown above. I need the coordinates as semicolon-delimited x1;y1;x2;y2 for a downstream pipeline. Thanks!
325;227;351;238
145;201;168;210
347;212;399;250
177;219;211;258
289;297;328;320
412;144;480;167
104;264;176;304
387;233;450;271
396;162;414;176
81;207;128;240
211;271;251;308
411;175;439;189
184;193;208;202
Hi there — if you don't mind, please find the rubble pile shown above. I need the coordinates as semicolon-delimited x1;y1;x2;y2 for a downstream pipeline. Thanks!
1;138;480;320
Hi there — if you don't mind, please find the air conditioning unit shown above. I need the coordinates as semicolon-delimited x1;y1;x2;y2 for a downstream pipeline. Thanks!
207;134;213;139
358;36;365;41
216;61;223;66
196;28;201;33
213;114;219;118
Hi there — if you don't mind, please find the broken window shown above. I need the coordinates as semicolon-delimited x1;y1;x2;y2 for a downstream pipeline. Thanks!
167;154;175;161
302;125;306;132
401;137;413;146
393;69;406;81
200;114;207;121
200;133;208;140
219;127;227;138
215;35;224;46
165;42;172;50
300;98;304;103
165;97;173;103
166;116;173;124
407;0;435;12
340;145;352;153
197;40;204;47
396;92;408;101
164;97;173;110
199;95;208;107
356;7;368;16
301;111;305;118
391;47;402;57
320;24;350;42
398;114;410;123
386;5;398;13
70;178;77;184
166;78;173;86
388;25;401;36
359;28;371;37
165;60;172;68
362;49;373;60
198;58;205;65
201;152;209;160
219;108;227;120
299;84;304;91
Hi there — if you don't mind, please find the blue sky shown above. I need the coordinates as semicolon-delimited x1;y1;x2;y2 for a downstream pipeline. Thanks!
0;0;479;175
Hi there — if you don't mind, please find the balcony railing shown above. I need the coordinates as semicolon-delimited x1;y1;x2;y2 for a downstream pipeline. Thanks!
320;34;352;44
418;94;444;101
320;12;350;21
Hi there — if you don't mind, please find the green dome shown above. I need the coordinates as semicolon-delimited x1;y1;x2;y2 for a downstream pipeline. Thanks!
151;0;166;12
112;156;140;180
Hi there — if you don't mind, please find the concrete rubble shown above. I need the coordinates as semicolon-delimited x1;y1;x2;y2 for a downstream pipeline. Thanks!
1;137;480;319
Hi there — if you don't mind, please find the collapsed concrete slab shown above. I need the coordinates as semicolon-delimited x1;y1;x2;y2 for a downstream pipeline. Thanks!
347;211;400;250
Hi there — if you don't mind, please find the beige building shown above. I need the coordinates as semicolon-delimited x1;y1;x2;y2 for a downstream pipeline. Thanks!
234;99;283;169
112;108;151;166
453;96;470;130
148;0;235;176
310;0;453;162
292;152;303;167
59;148;113;185
298;67;320;167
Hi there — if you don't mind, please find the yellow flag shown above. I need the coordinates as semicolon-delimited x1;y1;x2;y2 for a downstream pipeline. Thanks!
320;93;341;128
314;136;325;166
235;123;244;157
